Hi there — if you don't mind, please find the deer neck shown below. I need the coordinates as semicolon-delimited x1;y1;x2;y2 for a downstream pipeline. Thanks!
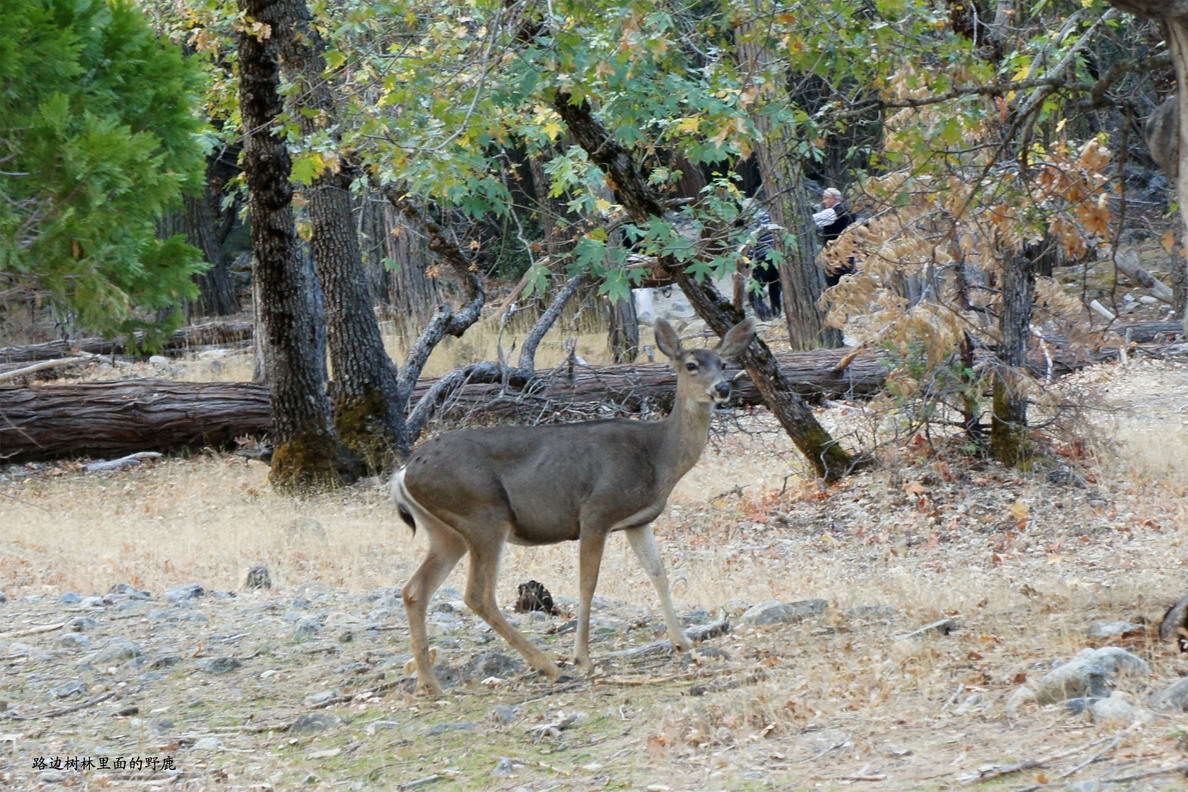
659;390;713;487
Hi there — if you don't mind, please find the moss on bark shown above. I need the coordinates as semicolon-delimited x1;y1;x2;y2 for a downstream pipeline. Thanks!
269;431;347;493
333;388;397;474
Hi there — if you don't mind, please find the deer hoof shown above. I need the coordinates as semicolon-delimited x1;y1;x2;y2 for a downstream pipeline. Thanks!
416;682;444;698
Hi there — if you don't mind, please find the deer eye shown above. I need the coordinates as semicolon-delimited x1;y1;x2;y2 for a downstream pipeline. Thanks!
685;362;698;372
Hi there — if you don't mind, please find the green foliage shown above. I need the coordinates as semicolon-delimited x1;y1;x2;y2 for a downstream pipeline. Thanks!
0;0;207;340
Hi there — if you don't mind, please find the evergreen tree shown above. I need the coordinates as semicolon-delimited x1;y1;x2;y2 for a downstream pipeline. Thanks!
0;0;207;340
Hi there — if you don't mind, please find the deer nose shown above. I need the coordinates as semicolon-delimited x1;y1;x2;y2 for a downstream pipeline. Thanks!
714;381;731;400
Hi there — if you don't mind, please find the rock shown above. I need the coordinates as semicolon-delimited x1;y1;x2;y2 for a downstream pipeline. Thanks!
430;601;456;614
0;590;6;604
69;617;99;632
303;691;338;707
59;592;82;605
293;618;323;639
58;633;90;651
80;596;106;608
192;737;221;750
93;639;142;665
290;712;342;734
337;662;370;675
1090;691;1151;725
149;654;181;669
1033;647;1151;704
491;758;516;778
492;704;521;725
54;680;86;698
292;595;312;609
895;618;959;640
1005;685;1037;714
164;584;204;603
462;652;523;681
202;657;241;674
1150;677;1188;712
426;722;478;736
741;599;828;626
1064;697;1101;716
688;618;730;642
1086;621;1141;639
244;565;271;590
107;583;150;599
681;609;712;625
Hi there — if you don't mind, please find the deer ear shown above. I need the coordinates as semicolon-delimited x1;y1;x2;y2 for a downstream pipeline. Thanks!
654;319;683;360
716;317;757;359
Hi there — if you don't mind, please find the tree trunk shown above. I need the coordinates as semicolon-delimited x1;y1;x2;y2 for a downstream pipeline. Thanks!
271;0;405;469
238;0;355;490
990;247;1036;466
553;91;857;481
608;296;639;363
737;8;842;350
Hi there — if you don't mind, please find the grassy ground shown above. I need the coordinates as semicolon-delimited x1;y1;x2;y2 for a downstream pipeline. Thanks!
2;354;1187;790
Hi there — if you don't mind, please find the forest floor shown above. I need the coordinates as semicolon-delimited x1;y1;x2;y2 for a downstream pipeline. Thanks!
1;344;1188;791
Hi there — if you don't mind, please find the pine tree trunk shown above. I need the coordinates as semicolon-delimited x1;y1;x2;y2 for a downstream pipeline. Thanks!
272;0;406;467
990;247;1036;466
238;0;353;490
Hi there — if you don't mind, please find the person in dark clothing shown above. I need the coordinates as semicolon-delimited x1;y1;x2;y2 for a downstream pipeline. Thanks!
743;203;781;318
813;187;854;287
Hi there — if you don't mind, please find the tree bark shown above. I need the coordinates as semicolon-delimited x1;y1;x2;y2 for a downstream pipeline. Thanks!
552;91;857;481
271;0;405;469
736;12;842;350
238;0;355;490
990;247;1036;466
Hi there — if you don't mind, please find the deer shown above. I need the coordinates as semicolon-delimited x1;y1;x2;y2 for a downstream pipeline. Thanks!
391;317;757;696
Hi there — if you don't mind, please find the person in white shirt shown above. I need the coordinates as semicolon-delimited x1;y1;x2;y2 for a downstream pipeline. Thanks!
812;188;854;286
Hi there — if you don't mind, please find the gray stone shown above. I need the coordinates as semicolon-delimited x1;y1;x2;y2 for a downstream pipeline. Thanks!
491;758;516;777
431;601;457;614
164;584;204;603
93;639;142;665
1150;677;1188;712
58;592;82;604
149;654;181;669
337;662;370;675
1090;691;1151;724
192;737;221;750
741;599;828;626
58;633;90;651
69;617;99;632
54;680;86;698
1064;697;1101;716
303;691;339;707
1034;647;1151;705
292;595;312;609
0;590;6;604
681;609;712;625
462;652;523;680
294;618;322;638
202;657;241;674
80;596;106;608
492;704;521;724
1086;621;1141;639
1063;782;1104;792
290;712;342;734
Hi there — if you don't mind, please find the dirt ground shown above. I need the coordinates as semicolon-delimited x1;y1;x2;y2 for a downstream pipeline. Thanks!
2;351;1188;791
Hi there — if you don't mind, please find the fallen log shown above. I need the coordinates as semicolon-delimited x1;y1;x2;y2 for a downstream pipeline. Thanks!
0;350;887;462
0;321;255;365
1;338;1184;464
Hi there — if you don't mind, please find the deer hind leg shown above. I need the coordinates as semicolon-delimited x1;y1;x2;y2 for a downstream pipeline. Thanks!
402;519;467;697
625;524;692;652
462;525;563;681
574;531;607;672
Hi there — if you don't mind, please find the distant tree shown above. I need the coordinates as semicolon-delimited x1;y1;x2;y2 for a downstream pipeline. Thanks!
0;0;207;341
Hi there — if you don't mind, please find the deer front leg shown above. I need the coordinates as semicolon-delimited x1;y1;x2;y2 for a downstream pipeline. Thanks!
625;525;692;653
402;525;467;697
574;531;607;671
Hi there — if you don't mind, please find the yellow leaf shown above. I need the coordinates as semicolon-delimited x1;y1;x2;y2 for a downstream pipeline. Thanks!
1008;500;1030;523
594;198;612;214
674;116;701;134
542;120;563;141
